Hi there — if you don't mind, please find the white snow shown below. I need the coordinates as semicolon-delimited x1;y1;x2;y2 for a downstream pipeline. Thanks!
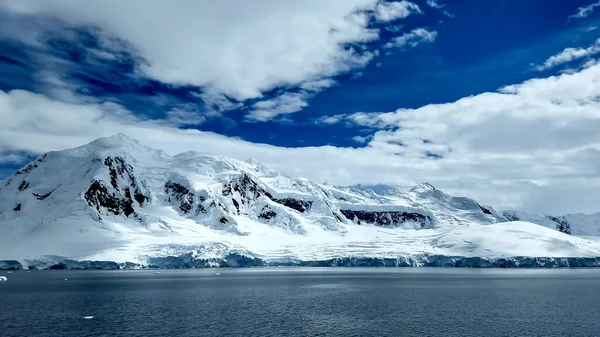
0;134;599;267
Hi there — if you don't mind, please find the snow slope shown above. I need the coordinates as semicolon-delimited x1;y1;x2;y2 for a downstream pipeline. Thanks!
501;210;600;236
1;134;599;268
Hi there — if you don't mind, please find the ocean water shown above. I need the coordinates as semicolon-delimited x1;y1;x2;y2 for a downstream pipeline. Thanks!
1;268;599;337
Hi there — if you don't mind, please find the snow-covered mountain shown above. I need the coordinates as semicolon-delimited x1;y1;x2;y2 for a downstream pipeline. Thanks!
501;210;600;236
1;134;600;269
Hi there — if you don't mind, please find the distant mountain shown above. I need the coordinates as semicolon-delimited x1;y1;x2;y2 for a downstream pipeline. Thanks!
501;210;600;236
1;134;599;269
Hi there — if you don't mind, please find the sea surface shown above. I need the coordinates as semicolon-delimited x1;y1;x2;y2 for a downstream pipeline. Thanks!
1;268;600;337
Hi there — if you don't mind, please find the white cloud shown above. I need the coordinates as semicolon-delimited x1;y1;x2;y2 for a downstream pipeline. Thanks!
0;0;383;103
164;106;207;126
247;92;310;122
535;38;600;71
0;149;27;164
569;1;600;20
384;28;437;48
426;0;443;9
3;63;600;214
299;79;336;92
315;114;348;125
194;88;242;115
426;0;454;18
374;1;421;22
352;135;371;143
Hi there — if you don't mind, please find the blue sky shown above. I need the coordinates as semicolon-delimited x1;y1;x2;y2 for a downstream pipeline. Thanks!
1;0;600;213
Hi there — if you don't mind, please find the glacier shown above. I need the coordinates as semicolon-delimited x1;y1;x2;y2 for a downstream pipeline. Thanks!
1;134;600;269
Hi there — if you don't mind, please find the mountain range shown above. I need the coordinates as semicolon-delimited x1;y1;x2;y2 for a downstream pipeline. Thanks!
1;134;600;269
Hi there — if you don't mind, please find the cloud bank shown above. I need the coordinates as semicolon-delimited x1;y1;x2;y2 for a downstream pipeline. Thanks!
2;61;600;214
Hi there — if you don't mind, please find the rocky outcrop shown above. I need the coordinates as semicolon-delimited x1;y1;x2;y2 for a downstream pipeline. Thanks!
103;156;147;205
18;180;29;191
84;181;136;218
271;198;312;213
340;209;431;228
165;181;194;214
546;215;571;235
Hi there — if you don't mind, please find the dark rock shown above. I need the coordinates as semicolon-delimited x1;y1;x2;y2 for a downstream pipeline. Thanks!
84;180;137;217
272;198;312;213
165;181;194;214
33;190;53;200
219;217;229;224
15;162;38;175
103;157;147;205
0;260;23;270
477;203;493;215
13;203;21;212
18;180;29;191
340;209;430;227
258;206;277;220
134;191;147;205
502;212;520;221
546;215;572;235
232;199;240;214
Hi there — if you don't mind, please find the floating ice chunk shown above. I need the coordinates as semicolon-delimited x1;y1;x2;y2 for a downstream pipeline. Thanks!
214;272;220;275
0;276;7;281
153;271;160;274
83;316;94;319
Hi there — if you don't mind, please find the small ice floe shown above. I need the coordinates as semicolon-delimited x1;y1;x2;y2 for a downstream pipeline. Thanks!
153;271;160;274
64;278;68;281
83;316;94;320
214;272;220;276
0;276;7;281
7;271;13;274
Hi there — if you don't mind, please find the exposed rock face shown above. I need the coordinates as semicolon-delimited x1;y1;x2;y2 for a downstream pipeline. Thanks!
258;205;277;220
103;156;147;205
84;181;136;217
165;181;194;214
272;198;312;213
340;209;431;228
222;173;267;214
33;190;54;201
546;215;571;235
478;204;493;215
18;181;29;191
81;156;150;219
503;212;519;221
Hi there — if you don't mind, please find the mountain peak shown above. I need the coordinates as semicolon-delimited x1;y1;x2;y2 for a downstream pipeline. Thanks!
61;133;160;160
89;133;139;148
409;182;436;193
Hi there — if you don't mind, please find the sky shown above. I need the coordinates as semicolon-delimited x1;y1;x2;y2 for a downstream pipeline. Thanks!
1;0;600;214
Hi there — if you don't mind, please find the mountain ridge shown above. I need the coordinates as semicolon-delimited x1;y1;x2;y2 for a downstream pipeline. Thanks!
1;134;600;269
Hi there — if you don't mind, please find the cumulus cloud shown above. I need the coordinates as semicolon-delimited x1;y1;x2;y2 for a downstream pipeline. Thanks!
0;149;27;164
0;0;382;103
164;106;207;126
314;114;348;125
535;38;600;71
374;1;421;22
3;52;600;214
352;135;371;143
426;0;442;8
247;92;310;122
569;1;600;20
426;0;454;18
384;28;437;48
